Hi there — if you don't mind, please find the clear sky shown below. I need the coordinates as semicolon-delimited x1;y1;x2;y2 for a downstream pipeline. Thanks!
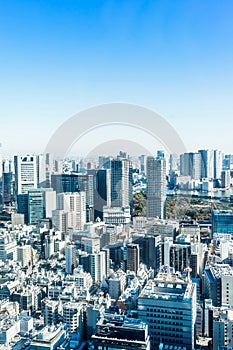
1;0;233;156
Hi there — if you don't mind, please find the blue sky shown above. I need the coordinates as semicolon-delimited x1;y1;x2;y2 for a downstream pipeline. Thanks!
1;0;233;156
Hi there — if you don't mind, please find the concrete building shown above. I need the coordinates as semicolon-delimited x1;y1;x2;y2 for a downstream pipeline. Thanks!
221;170;231;188
30;325;67;350
213;309;233;350
110;158;133;210
214;149;223;179
65;244;77;275
198;149;214;179
146;156;166;219
42;298;59;326
56;192;86;230
108;270;126;300
28;189;44;225
203;264;233;308
103;205;131;225
0;234;17;262
14;155;38;195
127;243;140;274
17;245;32;267
212;210;233;235
63;302;83;336
180;152;201;180
92;314;150;350
137;268;196;349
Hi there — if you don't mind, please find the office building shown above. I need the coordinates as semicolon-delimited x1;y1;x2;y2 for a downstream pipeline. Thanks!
198;149;214;179
137;269;196;349
127;244;140;274
180;152;201;180
28;189;44;225
93;169;111;221
111;158;133;210
214;150;223;179
65;244;77;274
30;325;67;350
146;156;166;219
51;173;94;222
203;263;233;307
56;192;86;230
14;155;38;195
133;235;161;274
42;298;59;326
213;309;233;350
212;210;233;235
92;314;150;350
221;170;231;188
17;245;32;267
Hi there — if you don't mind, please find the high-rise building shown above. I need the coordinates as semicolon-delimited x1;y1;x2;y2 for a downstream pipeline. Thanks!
221;170;231;188
110;158;133;209
180;152;201;180
28;189;44;225
203;264;233;308
14;155;38;195
137;269;196;349
3;172;13;205
213;308;233;350
214;150;223;179
146;156;166;219
133;235;161;274
198;149;214;179
17;245;32;267
212;210;233;235
56;192;86;230
51;173;94;222
62;302;83;336
65;244;77;274
93;169;111;221
127;243;140;274
89;251;106;283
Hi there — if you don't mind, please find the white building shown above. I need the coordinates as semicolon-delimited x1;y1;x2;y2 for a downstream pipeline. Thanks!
14;155;38;195
103;206;131;225
56;192;86;230
17;245;32;267
62;302;83;335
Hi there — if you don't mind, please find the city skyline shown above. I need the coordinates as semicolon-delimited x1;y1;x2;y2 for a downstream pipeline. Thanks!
1;1;233;155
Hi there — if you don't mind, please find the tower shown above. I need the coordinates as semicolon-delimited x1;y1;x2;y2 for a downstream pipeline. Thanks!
146;156;166;219
65;244;77;274
14;155;38;195
110;158;133;210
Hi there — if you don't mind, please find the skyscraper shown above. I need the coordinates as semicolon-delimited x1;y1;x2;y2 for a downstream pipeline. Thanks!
146;156;166;219
127;243;140;274
198;149;214;179
56;192;86;230
214;150;223;179
111;158;133;210
180;152;201;180
14;155;38;195
28;189;44;225
65;244;77;274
